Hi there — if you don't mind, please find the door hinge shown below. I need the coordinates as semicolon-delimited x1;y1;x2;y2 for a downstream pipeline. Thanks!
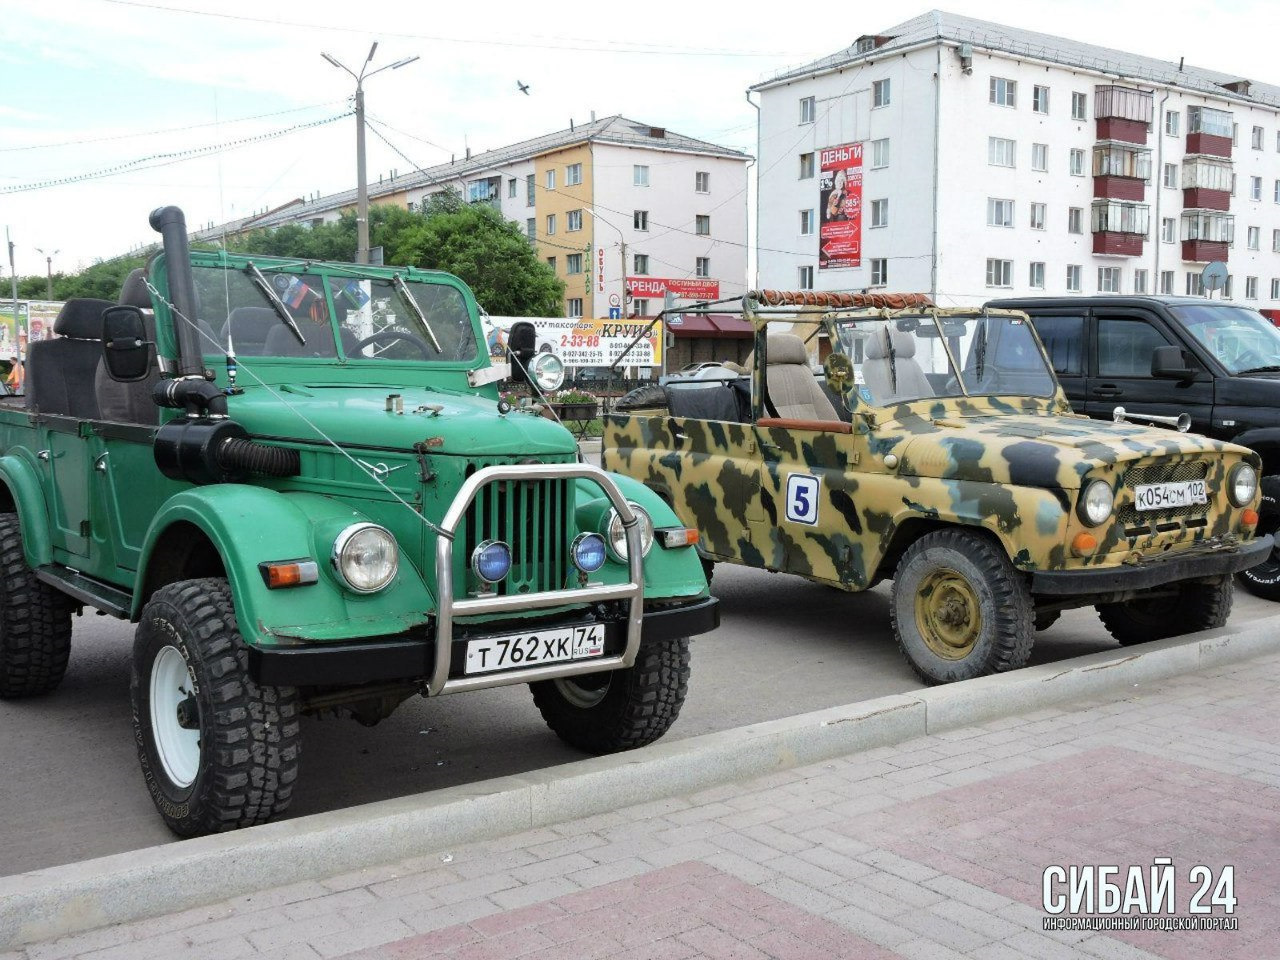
79;520;92;538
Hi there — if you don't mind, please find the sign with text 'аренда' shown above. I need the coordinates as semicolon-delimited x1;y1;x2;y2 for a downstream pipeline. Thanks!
625;277;721;301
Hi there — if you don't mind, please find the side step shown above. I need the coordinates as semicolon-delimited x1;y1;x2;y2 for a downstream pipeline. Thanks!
35;565;132;619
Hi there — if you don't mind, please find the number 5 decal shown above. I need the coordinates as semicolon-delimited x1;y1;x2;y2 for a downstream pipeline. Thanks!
786;474;820;526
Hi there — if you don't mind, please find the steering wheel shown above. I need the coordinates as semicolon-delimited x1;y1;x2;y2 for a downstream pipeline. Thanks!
351;329;434;359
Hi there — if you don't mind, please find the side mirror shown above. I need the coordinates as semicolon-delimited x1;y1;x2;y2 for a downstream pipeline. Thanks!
102;306;152;382
506;321;537;384
1151;344;1195;381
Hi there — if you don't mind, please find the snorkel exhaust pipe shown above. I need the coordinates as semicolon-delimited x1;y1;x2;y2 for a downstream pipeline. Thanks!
149;205;205;378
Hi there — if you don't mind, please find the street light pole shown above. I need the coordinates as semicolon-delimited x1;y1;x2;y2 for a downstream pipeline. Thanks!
322;44;419;265
35;247;59;300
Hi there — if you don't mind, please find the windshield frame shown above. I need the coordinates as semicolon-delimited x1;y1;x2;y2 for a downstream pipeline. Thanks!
1168;303;1280;376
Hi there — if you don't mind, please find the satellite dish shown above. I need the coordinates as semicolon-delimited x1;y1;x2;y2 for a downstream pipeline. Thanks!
1202;261;1229;293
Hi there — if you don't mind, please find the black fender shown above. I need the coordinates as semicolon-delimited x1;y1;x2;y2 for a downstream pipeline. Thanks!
1229;428;1280;475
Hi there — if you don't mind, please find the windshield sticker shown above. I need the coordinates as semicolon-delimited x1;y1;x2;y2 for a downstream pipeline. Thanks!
277;276;319;310
338;280;371;311
785;474;821;526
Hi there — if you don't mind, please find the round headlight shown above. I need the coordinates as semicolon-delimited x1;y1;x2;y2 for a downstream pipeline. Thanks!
1078;479;1114;527
472;539;512;583
1229;463;1258;507
332;523;398;593
605;503;654;562
530;353;565;392
571;533;608;573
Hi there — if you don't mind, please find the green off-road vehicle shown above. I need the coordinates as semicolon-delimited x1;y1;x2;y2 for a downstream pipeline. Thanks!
0;206;716;835
604;291;1269;684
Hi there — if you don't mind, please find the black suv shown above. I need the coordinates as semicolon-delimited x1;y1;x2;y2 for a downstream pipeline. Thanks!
989;295;1280;601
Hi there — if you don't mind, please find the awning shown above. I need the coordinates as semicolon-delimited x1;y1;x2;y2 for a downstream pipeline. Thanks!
667;313;755;339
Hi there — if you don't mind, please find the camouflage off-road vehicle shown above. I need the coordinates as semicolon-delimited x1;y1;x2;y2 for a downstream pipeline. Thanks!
604;291;1270;684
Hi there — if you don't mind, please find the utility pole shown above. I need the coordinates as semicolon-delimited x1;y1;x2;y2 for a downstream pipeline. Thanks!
5;228;19;361
35;247;58;300
322;44;419;264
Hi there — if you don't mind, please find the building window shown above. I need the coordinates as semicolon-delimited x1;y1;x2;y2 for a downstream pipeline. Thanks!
1098;267;1122;293
873;78;890;107
1188;106;1234;137
988;137;1016;167
695;215;711;236
526;217;536;240
633;254;649;275
546;169;556;190
798;265;814;290
696;257;710;278
566;163;583;186
1071;91;1088;120
1232;173;1238;197
567;298;583;318
1032;143;1048;172
634;210;648;231
985;258;1013;287
1134;269;1149;294
1066;265;1082;292
1163;163;1178;188
1233;122;1239;146
695;171;710;193
1186;273;1205;297
1068;207;1083;234
800;209;814;235
1248;226;1261;250
566;253;582;274
1162;217;1176;243
633;165;649;186
1247;276;1259;299
990;77;1016;107
1029;261;1045;289
871;258;888;286
635;300;649;317
1253;126;1265;150
1069;148;1086;176
567;209;583;232
871;138;890;168
526;174;535;207
546;214;556;235
1272;278;1280;299
1251;176;1262;201
1160;270;1175;294
546;256;556;271
1225;275;1234;299
799;96;815;124
1165;110;1180;136
1033;85;1049;114
1091;200;1150;235
799;152;815;179
987;198;1013;227
1273;229;1280;253
507;178;517;199
871;198;889;228
1030;202;1046;230
1275;180;1280;203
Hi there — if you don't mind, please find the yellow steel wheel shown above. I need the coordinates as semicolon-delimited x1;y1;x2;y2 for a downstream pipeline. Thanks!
914;568;983;660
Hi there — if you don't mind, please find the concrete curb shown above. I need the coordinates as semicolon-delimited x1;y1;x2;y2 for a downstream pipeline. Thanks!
3;616;1277;948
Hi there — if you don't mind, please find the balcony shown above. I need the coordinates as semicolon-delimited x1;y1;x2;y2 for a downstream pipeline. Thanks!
1092;200;1149;256
1181;157;1233;211
1187;106;1233;159
1092;143;1151;201
1094;85;1153;144
1181;210;1233;263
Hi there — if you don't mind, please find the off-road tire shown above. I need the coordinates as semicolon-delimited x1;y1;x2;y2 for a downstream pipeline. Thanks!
0;513;73;698
131;578;301;837
615;382;668;411
530;634;690;754
891;529;1035;685
1097;578;1233;646
700;554;715;585
1236;476;1280;601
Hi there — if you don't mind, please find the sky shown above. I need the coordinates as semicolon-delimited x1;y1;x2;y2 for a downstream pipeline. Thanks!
0;0;1275;283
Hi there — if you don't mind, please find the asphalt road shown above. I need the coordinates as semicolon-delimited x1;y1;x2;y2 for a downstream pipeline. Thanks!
2;562;1275;877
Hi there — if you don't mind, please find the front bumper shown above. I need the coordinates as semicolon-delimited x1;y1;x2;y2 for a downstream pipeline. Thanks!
1031;534;1273;596
247;595;720;687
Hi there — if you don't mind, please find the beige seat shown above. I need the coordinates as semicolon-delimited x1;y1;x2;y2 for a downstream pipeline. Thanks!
764;334;840;421
861;324;934;405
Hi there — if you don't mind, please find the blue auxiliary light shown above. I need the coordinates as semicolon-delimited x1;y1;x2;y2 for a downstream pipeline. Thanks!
571;533;608;574
472;540;512;583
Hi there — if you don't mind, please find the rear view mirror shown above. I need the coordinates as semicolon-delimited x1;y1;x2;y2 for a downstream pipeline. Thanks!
507;321;537;385
102;306;152;382
1151;344;1195;381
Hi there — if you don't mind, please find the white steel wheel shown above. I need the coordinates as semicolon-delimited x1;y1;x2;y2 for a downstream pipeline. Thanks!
149;644;201;788
552;672;612;710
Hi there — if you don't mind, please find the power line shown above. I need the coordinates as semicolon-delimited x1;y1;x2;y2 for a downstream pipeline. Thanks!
1;112;351;195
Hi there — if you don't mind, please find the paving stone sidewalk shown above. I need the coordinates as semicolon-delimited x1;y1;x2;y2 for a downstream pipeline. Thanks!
13;652;1278;960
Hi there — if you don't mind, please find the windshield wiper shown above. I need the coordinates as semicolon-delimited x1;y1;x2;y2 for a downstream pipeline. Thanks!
244;263;306;346
1236;365;1280;375
393;274;442;353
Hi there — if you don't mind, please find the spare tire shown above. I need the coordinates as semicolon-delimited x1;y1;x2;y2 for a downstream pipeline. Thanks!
614;383;668;411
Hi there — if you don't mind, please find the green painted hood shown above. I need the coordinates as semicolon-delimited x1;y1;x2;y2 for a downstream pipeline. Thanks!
225;385;578;456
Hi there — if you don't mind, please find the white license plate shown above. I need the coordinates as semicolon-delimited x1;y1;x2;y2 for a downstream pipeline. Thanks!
1133;480;1208;512
464;623;605;675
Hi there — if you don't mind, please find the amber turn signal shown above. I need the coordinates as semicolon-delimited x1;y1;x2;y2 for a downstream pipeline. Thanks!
1071;532;1098;557
259;560;320;588
1241;508;1260;530
655;527;700;549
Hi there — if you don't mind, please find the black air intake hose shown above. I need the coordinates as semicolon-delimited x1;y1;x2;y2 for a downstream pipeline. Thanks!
153;378;228;418
154;419;300;485
217;436;299;477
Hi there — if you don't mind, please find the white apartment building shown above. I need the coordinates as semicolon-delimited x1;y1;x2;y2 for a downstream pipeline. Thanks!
750;10;1280;307
194;116;750;319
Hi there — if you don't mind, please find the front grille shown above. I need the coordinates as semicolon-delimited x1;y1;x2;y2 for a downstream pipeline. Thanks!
460;476;574;596
1116;460;1210;529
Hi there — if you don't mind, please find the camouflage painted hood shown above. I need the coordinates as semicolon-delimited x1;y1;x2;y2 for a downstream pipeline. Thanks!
887;412;1241;491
